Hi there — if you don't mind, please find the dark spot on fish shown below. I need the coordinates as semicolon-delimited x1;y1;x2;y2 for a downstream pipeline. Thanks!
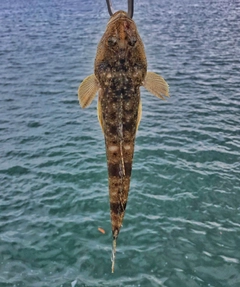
113;181;118;188
108;125;118;135
123;94;132;101
110;202;127;215
123;121;133;132
115;87;125;97
108;111;117;121
108;162;132;177
108;163;119;177
124;162;132;177
128;36;137;47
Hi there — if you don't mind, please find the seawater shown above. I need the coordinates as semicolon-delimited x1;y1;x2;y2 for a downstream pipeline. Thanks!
0;0;240;286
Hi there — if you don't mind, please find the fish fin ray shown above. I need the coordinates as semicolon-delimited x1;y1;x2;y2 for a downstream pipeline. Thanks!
111;237;117;273
136;99;142;131
143;71;169;100
78;74;99;108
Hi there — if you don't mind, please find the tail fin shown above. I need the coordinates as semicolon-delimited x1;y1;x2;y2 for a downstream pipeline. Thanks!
111;237;117;273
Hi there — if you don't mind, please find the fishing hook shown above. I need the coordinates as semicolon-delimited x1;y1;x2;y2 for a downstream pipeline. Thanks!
105;0;134;18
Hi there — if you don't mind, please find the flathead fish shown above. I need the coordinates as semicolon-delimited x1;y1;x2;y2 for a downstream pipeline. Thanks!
78;8;169;272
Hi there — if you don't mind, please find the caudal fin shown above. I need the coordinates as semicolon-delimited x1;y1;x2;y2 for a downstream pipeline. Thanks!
111;237;117;273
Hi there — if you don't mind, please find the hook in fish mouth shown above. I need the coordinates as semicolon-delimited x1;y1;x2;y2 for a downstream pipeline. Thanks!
106;0;134;18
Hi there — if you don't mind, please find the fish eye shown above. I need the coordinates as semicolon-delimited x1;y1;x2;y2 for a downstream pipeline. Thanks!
108;36;117;46
128;36;137;47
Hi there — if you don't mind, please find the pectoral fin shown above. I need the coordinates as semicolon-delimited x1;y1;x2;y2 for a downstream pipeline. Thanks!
78;74;99;108
143;71;169;100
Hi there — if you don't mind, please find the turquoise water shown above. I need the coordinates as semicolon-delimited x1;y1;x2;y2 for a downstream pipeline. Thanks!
0;0;240;286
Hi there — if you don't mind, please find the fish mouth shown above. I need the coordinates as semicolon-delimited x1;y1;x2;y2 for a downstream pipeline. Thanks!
119;58;125;64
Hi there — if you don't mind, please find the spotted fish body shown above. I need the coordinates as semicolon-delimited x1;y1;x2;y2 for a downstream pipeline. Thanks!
78;11;169;272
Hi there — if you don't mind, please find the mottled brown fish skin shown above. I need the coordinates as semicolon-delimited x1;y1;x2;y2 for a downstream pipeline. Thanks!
94;11;147;239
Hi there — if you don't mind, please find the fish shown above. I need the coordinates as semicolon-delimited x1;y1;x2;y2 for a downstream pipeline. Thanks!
78;8;169;272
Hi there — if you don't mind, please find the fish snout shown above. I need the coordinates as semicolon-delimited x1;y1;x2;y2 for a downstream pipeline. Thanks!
118;39;127;50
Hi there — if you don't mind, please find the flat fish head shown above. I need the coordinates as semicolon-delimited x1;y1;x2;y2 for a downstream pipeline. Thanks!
94;11;147;87
106;11;137;59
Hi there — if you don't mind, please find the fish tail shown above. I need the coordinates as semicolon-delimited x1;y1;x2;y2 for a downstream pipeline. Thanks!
111;235;117;273
106;139;134;272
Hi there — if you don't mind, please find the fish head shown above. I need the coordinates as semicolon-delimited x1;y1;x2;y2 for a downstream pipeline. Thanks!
94;11;147;86
105;11;138;59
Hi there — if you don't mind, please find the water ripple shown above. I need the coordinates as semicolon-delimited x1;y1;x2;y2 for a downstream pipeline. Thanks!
1;0;240;286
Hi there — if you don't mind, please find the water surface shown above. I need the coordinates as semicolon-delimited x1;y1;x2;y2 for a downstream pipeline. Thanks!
0;0;240;286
